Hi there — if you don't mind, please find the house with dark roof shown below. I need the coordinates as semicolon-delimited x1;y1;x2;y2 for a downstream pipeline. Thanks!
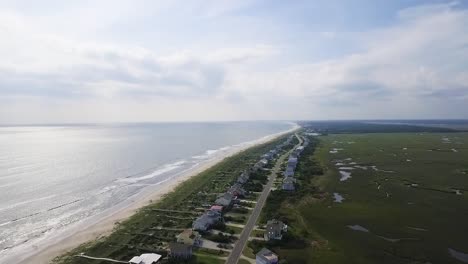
228;183;246;197
215;192;234;207
237;171;250;184
287;157;298;168
264;219;287;241
253;161;265;171
192;210;222;231
284;166;295;177
256;248;278;264
262;152;273;160
262;149;278;160
169;242;192;260
282;177;295;191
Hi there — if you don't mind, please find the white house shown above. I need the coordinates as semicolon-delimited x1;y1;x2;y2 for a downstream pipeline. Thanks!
129;253;162;264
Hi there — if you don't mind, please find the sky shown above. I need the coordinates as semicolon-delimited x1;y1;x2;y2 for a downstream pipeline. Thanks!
0;0;467;124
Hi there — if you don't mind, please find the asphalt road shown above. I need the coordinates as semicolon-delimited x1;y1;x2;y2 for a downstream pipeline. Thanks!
225;134;302;264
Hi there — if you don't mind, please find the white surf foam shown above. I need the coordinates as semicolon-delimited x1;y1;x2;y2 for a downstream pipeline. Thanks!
116;160;187;183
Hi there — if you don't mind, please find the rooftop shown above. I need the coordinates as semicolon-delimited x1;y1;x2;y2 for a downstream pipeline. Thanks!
257;248;278;262
129;253;162;264
210;205;223;211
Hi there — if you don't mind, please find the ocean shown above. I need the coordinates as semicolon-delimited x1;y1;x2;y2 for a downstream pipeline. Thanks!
0;122;294;262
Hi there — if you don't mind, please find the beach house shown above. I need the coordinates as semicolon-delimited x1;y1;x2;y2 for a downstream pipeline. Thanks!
284;166;295;177
192;210;222;231
256;248;279;264
253;161;264;171
129;253;162;264
262;149;277;160
237;171;250;184
262;152;273;160
169;242;193;260
176;229;201;247
282;177;295;191
293;146;304;157
264;219;288;241
287;157;298;168
215;192;234;207
228;183;246;197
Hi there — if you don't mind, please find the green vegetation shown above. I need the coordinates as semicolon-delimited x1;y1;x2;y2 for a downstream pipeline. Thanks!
192;253;225;264
53;135;288;264
202;233;236;244
242;246;256;259
225;225;243;235
307;133;468;264
230;207;249;214
250;229;264;238
299;121;461;133
224;215;247;224
251;132;468;264
238;259;251;264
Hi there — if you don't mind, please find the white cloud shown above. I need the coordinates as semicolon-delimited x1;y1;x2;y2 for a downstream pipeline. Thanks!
0;10;231;99
0;1;467;123
222;2;468;118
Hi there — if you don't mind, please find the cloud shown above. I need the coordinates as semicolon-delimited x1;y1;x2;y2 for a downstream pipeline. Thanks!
224;2;468;114
0;1;468;123
198;0;260;18
0;5;281;102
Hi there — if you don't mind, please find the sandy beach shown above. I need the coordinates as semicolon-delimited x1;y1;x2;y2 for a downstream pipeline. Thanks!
14;124;298;264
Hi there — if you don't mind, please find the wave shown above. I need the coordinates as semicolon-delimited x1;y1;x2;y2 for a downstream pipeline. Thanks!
0;195;57;213
192;146;232;159
0;181;21;189
0;212;41;227
0;198;85;228
46;199;83;212
116;160;187;184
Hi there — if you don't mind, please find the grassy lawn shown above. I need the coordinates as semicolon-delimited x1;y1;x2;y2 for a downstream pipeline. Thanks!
250;229;264;239
248;132;468;264
193;253;225;264
196;247;229;257
225;225;243;234
243;246;256;259
238;259;252;264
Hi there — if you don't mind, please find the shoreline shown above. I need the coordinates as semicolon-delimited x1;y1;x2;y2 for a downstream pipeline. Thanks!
14;123;299;264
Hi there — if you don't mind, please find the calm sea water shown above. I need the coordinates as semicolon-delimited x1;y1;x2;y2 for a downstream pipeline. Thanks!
0;122;293;260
